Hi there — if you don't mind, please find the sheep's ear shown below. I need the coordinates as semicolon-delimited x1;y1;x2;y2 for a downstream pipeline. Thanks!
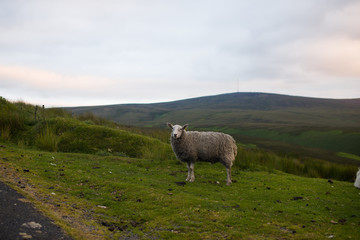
182;124;189;130
167;122;173;129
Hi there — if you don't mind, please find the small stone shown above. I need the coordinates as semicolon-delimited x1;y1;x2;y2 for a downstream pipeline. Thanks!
175;181;186;186
19;232;32;239
22;221;42;229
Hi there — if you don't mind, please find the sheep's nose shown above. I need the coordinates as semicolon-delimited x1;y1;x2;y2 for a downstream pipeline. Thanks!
174;134;177;138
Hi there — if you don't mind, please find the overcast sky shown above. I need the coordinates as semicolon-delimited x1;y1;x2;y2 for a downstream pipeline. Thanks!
1;0;360;107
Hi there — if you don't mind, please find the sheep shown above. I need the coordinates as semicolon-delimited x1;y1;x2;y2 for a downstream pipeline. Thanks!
167;123;237;185
355;168;360;189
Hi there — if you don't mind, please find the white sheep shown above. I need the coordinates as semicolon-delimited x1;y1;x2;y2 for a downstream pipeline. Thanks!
355;168;360;189
167;123;237;185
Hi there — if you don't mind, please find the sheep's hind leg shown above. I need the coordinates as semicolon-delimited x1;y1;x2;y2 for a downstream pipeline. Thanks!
226;167;232;185
186;162;195;182
186;163;191;181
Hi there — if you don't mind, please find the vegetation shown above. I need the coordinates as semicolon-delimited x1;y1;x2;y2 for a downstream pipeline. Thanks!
1;145;359;239
67;93;360;162
1;96;360;239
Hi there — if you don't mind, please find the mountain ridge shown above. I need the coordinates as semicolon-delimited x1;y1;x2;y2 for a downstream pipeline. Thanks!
69;92;360;110
67;92;360;128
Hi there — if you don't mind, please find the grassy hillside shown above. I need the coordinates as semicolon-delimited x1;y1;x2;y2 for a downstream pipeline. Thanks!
0;97;173;161
67;92;360;164
68;92;360;129
1;96;358;180
0;144;359;239
1;96;360;239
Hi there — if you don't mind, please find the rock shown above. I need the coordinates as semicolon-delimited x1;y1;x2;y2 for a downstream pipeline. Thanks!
292;196;303;200
19;232;32;239
338;218;347;225
21;221;42;229
175;181;186;186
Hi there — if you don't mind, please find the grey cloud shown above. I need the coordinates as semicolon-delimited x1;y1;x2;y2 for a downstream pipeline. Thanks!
0;0;359;106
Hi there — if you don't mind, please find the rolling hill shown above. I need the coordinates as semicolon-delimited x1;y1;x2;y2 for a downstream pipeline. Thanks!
68;92;360;128
67;92;360;163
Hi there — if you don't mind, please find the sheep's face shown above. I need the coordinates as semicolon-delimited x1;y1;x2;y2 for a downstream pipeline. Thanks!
167;123;188;139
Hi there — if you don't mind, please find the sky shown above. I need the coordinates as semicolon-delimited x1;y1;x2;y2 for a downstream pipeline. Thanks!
1;0;360;107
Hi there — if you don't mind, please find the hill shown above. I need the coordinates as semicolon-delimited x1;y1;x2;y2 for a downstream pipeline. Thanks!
67;92;360;163
68;92;360;128
1;96;360;239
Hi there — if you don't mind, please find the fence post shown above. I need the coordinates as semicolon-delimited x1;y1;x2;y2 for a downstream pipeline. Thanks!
35;105;38;122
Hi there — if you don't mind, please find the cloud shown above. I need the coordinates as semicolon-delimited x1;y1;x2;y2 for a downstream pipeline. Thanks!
0;65;112;91
0;0;359;106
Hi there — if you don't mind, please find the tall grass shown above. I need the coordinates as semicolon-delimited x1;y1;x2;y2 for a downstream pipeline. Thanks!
0;97;26;135
0;125;11;141
235;145;358;182
36;124;58;152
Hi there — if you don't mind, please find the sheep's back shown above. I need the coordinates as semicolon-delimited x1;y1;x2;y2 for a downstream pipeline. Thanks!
187;131;236;161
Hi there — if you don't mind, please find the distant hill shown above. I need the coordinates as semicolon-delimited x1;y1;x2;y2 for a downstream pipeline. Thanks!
67;92;360;128
67;92;360;162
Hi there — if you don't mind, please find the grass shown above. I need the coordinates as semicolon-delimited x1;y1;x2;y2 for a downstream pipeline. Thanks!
67;93;360;163
1;143;359;239
1;96;360;238
36;124;59;152
337;152;360;162
235;146;358;182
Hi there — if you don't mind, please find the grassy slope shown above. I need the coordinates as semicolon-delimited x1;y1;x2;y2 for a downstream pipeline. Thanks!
67;93;360;161
1;144;359;239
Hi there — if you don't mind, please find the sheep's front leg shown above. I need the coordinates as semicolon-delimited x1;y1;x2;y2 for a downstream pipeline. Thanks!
226;167;232;185
186;162;195;182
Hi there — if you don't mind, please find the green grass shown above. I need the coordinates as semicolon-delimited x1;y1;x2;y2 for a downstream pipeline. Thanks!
67;93;360;163
1;95;360;238
337;152;360;162
226;128;360;156
1;143;359;239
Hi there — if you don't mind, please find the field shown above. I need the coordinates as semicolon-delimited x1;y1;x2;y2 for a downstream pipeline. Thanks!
1;96;360;239
1;144;360;239
68;93;360;163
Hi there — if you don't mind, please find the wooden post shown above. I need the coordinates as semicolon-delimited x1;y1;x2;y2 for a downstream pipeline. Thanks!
35;106;38;122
